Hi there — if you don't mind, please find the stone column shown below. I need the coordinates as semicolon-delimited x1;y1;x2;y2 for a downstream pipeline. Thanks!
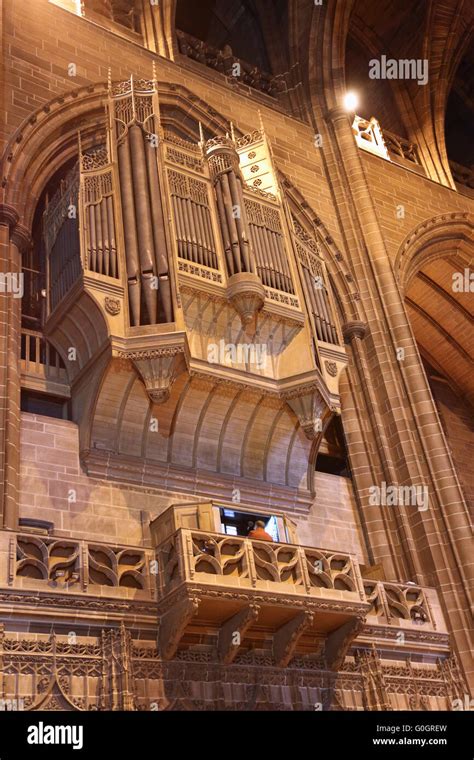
0;206;30;530
139;0;178;60
341;320;410;582
325;107;473;686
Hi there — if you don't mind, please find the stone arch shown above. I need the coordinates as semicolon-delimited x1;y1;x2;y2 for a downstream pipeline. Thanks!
394;212;474;290
394;212;474;407
306;0;354;115
28;675;82;711
423;0;474;188
0;80;235;230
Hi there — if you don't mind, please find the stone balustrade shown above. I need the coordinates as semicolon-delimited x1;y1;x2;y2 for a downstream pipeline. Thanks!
8;533;154;599
5;529;446;635
157;527;365;602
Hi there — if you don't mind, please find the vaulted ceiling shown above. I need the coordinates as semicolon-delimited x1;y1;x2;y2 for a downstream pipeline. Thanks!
406;254;474;408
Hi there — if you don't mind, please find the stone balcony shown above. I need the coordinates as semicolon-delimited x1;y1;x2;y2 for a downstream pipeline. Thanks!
151;501;449;666
155;526;364;666
0;517;449;666
0;531;157;633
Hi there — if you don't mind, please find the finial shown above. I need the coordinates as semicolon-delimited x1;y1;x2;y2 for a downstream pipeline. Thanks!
107;67;112;93
230;121;236;142
198;121;205;153
258;109;265;134
152;62;162;135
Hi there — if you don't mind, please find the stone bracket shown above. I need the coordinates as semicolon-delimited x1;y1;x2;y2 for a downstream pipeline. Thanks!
284;387;330;440
158;595;200;660
226;272;265;325
273;610;314;667
217;603;260;664
129;348;185;404
324;616;365;671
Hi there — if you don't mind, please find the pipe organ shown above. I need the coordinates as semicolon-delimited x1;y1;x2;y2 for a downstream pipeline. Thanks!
43;167;81;312
292;219;339;346
80;146;119;280
205;136;254;278
168;169;219;271
43;74;347;426
245;197;294;294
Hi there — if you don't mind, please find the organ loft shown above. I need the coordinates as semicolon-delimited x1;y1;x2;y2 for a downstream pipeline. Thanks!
0;0;472;711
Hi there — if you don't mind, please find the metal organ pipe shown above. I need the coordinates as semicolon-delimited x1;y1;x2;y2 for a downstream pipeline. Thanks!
128;124;158;323
88;205;97;273
94;202;103;275
171;196;184;258
145;135;173;322
215;181;234;274
100;197;110;276
319;283;336;342
106;196;117;278
228;170;252;273
185;197;200;264
205;139;259;279
117;131;141;326
221;172;241;274
196;202;211;268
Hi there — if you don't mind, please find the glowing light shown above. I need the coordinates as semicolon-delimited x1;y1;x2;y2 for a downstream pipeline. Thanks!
343;91;359;112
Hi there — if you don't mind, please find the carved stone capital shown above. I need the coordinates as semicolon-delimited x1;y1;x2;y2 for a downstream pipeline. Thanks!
158;595;201;660
325;616;365;672
342;320;369;343
325;106;353;125
273;610;314;667
10;223;33;253
0;204;19;230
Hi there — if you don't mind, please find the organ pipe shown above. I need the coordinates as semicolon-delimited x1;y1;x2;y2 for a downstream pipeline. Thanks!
109;74;178;326
205;137;256;279
145;135;173;322
117;134;141;325
128;123;158;323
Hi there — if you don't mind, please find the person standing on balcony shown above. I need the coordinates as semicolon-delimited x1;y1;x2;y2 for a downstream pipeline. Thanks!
247;520;273;542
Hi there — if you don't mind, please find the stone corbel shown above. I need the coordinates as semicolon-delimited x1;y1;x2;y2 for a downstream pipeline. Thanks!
217;603;260;664
324;616;365;671
273;610;314;667
158;595;201;660
125;347;185;404
283;385;329;440
226;272;265;326
342;320;369;344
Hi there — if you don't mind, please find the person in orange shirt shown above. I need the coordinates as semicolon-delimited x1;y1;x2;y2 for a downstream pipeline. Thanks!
247;520;273;542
